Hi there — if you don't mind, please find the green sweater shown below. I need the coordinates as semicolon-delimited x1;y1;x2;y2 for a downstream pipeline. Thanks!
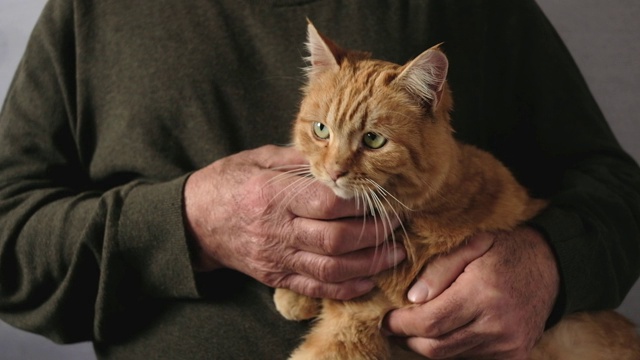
1;0;639;359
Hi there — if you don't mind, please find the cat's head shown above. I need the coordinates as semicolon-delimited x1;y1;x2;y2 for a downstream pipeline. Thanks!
293;22;456;211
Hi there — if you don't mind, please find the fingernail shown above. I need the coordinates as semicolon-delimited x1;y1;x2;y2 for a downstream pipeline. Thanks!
407;281;429;303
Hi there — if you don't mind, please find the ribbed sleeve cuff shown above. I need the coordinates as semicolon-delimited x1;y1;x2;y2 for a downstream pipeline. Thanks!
527;205;589;328
117;174;199;299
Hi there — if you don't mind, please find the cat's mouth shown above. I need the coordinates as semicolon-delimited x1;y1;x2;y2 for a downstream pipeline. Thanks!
325;180;355;199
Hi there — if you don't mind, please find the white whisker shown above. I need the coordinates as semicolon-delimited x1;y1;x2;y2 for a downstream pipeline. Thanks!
265;166;313;187
280;176;318;209
269;164;312;172
374;186;409;245
366;179;413;211
368;189;397;276
263;167;317;216
360;186;384;273
369;191;390;242
353;186;369;248
365;178;411;276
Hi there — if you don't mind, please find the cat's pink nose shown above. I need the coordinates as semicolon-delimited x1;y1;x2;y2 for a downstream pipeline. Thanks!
327;167;348;181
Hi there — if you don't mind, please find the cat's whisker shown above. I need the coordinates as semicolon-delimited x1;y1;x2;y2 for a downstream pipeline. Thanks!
359;179;411;279
269;164;312;172
368;190;391;242
272;177;319;219
270;171;314;186
360;186;386;274
282;176;318;207
372;185;410;252
366;179;413;212
371;186;413;285
353;187;369;248
368;189;399;277
264;168;315;206
354;187;361;213
265;165;313;186
266;170;312;197
267;171;317;215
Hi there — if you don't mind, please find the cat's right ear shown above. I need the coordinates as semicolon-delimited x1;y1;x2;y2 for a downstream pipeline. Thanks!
396;46;449;110
305;20;345;79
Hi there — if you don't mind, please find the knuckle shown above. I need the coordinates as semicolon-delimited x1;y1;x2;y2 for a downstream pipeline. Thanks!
251;264;279;286
417;341;449;359
247;255;279;283
314;257;342;282
296;279;324;298
321;228;344;255
408;307;449;338
424;330;478;359
418;318;445;338
309;225;343;255
245;240;292;286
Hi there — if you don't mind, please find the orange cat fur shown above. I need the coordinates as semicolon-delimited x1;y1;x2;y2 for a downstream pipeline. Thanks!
273;22;640;360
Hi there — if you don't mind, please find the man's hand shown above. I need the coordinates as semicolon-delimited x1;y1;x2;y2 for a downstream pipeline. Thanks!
383;227;560;359
183;145;405;300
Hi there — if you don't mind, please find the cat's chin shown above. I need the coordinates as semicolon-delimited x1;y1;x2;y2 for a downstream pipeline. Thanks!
329;186;354;199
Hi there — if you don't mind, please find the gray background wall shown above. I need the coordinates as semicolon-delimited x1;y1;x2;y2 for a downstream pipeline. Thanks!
0;0;638;358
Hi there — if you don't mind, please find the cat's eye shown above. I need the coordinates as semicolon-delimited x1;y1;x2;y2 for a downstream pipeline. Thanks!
313;122;330;140
363;132;387;149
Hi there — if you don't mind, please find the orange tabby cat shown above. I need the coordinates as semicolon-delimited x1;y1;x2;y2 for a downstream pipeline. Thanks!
273;22;640;360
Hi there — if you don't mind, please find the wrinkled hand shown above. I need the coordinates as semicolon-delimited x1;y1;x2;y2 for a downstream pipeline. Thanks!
383;227;560;359
184;145;405;300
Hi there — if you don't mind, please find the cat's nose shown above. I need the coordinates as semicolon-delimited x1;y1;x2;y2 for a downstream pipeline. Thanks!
327;167;348;181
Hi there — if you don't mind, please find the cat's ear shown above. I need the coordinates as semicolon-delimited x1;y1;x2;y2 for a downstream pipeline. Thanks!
305;20;345;78
396;45;449;110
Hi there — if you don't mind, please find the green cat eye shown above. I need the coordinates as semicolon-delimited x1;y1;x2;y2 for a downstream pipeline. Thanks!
363;132;387;149
313;122;330;139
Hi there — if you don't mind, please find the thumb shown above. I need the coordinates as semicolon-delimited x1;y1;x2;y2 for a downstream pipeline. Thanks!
407;232;494;303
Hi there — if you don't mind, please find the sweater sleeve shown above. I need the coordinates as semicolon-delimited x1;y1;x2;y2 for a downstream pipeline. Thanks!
0;0;200;343
497;1;640;322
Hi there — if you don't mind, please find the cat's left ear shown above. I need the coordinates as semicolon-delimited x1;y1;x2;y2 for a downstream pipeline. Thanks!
396;45;449;110
305;20;346;79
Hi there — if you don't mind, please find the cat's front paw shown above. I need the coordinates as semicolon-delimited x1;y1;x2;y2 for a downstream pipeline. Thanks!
274;288;320;321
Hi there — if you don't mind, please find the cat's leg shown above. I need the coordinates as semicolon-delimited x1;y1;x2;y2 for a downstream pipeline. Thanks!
273;288;321;321
288;299;391;360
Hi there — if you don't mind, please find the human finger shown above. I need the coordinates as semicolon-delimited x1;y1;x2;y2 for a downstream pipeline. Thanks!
407;232;494;303
282;180;372;220
399;325;483;359
383;289;479;338
279;273;376;300
291;215;400;255
288;243;406;283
